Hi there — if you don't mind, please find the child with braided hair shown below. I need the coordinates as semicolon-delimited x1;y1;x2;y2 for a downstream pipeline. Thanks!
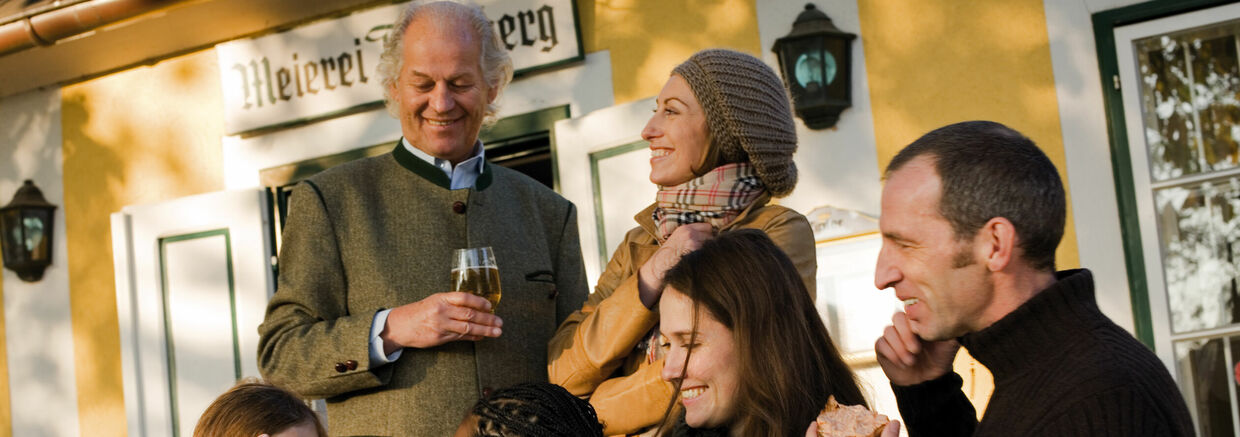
453;382;604;437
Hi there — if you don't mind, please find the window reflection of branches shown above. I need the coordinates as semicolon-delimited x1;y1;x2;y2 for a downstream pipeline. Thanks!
1138;26;1240;181
1137;23;1240;338
1140;35;1200;180
1157;179;1240;334
1190;37;1240;172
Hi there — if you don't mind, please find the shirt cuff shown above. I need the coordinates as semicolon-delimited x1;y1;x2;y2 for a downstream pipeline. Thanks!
369;308;403;365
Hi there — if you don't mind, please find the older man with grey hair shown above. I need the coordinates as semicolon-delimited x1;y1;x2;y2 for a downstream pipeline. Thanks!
257;1;589;435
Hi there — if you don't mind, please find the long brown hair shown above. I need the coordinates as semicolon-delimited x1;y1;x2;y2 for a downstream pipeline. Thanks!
659;229;865;436
193;379;326;437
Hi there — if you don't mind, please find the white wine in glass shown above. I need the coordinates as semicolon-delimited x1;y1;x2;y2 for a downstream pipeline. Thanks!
451;246;501;311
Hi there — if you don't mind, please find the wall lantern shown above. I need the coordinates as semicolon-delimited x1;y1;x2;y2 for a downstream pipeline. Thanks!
771;3;856;129
0;180;57;282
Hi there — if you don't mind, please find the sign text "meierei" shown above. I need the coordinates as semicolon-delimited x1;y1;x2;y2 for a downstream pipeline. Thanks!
217;0;582;135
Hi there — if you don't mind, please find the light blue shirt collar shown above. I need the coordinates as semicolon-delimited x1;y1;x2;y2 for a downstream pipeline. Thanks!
401;138;486;190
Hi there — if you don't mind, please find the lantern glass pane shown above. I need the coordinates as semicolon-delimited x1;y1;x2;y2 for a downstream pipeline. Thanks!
795;50;836;91
822;37;851;101
781;37;827;105
21;210;49;261
1;209;25;262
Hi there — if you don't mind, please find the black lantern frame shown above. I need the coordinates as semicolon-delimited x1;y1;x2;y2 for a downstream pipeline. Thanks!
771;3;857;129
0;180;57;282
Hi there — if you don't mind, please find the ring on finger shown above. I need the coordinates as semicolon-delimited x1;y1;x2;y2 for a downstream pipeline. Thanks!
463;323;472;337
464;308;475;322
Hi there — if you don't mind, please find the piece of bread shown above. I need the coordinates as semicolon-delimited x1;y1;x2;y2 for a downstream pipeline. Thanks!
815;395;888;437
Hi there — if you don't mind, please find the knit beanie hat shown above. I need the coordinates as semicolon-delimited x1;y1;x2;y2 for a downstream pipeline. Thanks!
672;48;799;197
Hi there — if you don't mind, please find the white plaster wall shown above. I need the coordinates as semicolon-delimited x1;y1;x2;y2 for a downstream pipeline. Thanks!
0;87;81;437
755;0;894;424
756;0;882;218
1044;0;1145;334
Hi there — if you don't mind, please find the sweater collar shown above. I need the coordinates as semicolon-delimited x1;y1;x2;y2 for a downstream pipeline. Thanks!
958;269;1097;381
391;140;494;191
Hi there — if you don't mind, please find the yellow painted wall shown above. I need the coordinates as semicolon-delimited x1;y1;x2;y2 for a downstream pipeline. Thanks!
62;49;225;436
578;0;763;104
858;0;1079;271
858;0;1078;416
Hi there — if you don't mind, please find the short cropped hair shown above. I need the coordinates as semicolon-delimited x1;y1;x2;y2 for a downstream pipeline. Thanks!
886;120;1066;271
377;0;514;124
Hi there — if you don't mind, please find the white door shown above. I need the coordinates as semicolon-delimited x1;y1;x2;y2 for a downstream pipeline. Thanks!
554;97;657;284
1115;4;1240;435
111;189;274;437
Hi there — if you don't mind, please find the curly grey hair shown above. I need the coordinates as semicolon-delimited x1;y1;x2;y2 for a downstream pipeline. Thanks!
376;1;514;124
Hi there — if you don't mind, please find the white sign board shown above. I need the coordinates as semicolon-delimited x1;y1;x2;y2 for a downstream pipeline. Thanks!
217;0;582;135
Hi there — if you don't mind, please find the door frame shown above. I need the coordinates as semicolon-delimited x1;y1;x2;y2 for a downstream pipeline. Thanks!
156;229;240;435
553;97;656;284
111;189;274;437
1092;0;1235;349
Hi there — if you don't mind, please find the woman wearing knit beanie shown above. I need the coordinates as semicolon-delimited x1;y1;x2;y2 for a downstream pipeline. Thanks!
549;48;816;436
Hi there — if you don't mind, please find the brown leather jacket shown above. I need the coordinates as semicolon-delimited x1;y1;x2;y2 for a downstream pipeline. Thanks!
547;196;816;435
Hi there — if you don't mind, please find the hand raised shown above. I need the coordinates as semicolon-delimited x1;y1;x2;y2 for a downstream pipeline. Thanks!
380;292;503;353
875;312;959;386
637;222;714;308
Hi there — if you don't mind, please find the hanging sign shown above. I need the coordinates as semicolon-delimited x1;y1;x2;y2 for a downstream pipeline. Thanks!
217;0;583;135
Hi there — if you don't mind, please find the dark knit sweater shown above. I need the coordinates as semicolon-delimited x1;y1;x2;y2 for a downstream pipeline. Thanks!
893;269;1194;437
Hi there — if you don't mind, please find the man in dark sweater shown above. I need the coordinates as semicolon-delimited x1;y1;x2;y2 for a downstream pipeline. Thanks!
873;121;1193;436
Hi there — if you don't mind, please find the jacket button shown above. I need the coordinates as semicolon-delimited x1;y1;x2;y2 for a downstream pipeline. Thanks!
547;287;558;300
334;362;347;373
452;201;466;214
345;360;358;371
482;387;493;397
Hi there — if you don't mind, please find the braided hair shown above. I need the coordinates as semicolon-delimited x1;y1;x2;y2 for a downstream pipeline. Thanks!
469;382;603;437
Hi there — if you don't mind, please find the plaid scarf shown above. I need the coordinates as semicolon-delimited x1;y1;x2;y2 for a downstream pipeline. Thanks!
652;163;765;242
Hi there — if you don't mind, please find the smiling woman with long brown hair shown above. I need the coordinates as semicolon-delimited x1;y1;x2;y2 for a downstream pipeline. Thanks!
657;230;895;437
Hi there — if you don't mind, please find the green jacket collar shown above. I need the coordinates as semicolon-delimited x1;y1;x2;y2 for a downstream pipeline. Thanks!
391;140;494;191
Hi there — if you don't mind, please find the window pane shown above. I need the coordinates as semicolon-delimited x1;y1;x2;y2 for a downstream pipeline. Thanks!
1156;179;1240;334
20;210;49;260
1176;338;1235;437
1137;35;1202;180
1190;35;1240;172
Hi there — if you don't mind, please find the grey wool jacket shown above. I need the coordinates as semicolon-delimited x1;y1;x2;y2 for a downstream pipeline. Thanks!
257;143;589;436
